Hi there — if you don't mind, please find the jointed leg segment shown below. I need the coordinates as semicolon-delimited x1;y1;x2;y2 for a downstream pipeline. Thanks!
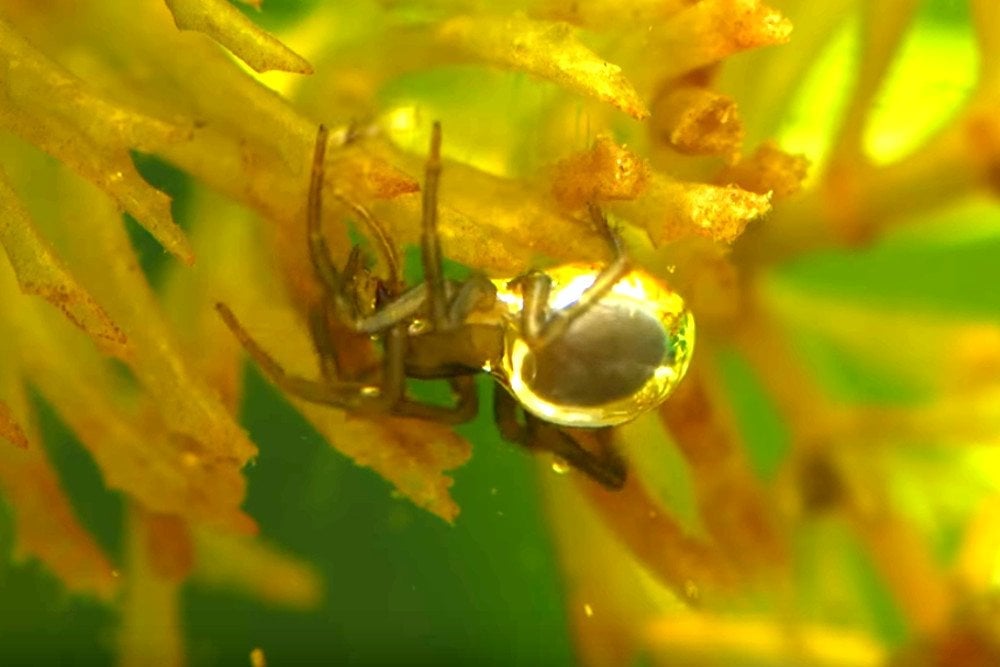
218;123;483;422
216;301;372;408
493;388;626;489
421;122;449;330
519;204;630;349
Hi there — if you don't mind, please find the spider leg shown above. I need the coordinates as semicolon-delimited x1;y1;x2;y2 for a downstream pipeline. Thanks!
223;124;481;425
350;273;496;335
219;300;479;424
337;122;476;336
375;322;407;407
420;122;450;330
521;205;630;349
492;387;626;489
518;270;552;342
333;194;403;293
358;321;479;423
352;283;429;334
447;275;497;324
340;245;367;315
307;127;380;325
307;301;341;381
338;123;491;336
306;125;416;334
307;125;343;297
393;376;479;425
217;302;373;408
587;201;624;253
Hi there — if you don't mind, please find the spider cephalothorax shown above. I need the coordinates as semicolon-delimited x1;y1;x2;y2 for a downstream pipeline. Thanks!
217;124;694;489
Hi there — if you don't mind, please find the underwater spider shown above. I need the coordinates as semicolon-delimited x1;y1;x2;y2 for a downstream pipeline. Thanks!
216;124;694;489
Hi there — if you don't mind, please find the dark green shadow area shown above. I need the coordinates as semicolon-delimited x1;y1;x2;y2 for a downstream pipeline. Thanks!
777;232;1000;403
29;393;124;562
715;347;790;482
920;0;971;27
0;393;123;666
127;152;194;288
183;367;575;666
846;533;910;648
0;550;115;667
231;0;320;31
779;234;1000;320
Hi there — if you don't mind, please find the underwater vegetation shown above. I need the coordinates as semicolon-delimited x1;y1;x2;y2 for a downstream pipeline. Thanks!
0;0;998;665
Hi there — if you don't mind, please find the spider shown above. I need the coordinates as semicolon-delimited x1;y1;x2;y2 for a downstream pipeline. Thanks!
216;123;694;489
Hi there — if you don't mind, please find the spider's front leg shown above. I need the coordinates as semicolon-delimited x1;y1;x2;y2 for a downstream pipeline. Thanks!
215;302;375;409
219;123;486;425
216;125;387;410
216;298;480;421
308;122;481;418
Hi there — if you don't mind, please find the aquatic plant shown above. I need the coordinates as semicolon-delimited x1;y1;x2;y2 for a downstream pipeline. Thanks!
0;0;997;664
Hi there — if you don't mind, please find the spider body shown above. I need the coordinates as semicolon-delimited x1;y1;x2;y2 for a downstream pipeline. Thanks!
399;263;694;425
217;124;694;490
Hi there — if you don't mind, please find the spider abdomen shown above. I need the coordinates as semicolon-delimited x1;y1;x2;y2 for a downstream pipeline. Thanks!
496;264;694;428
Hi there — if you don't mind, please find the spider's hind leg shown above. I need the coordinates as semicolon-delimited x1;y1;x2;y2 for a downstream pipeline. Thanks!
493;387;626;490
394;375;480;425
